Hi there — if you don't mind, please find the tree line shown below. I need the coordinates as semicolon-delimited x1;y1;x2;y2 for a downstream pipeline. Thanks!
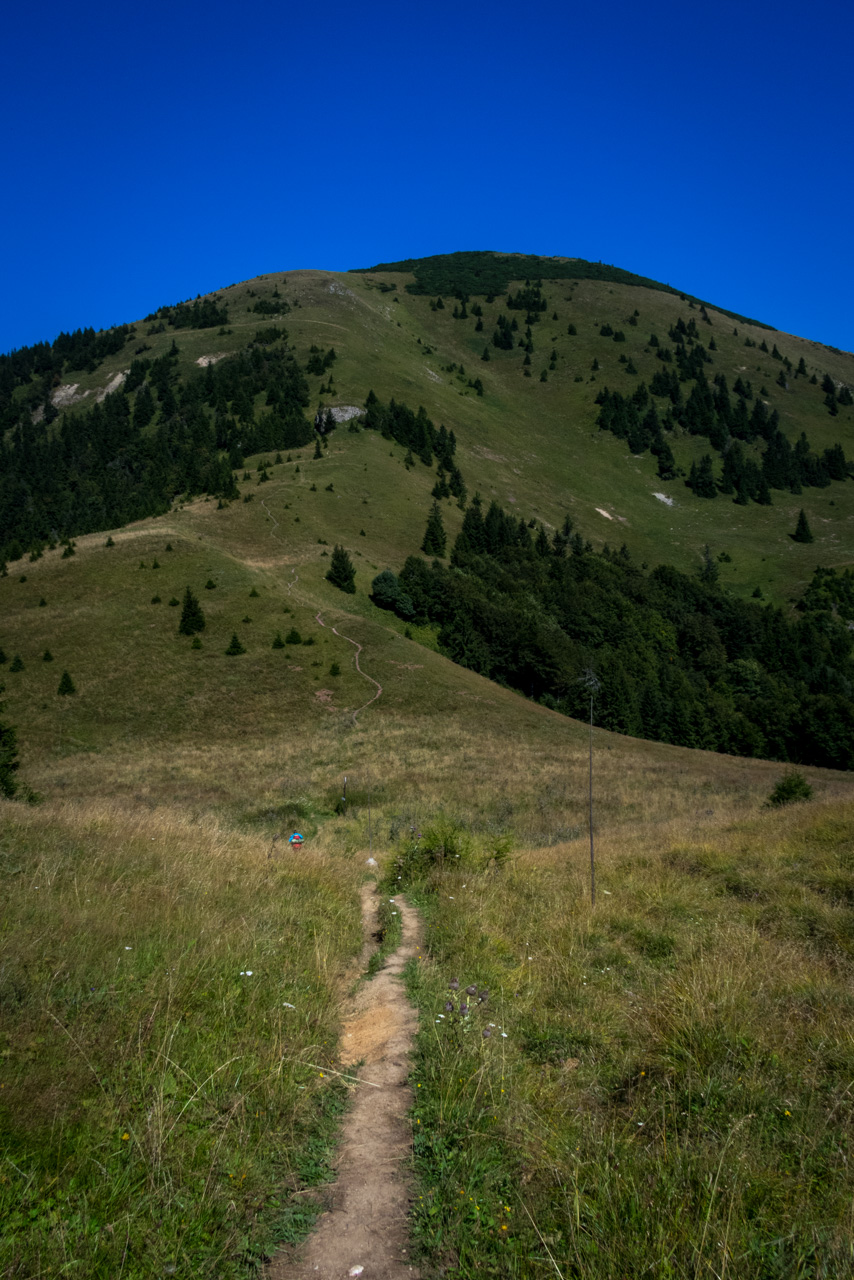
0;338;313;564
374;498;854;769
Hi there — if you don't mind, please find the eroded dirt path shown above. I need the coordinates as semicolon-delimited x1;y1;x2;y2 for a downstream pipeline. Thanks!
315;611;383;721
268;887;423;1280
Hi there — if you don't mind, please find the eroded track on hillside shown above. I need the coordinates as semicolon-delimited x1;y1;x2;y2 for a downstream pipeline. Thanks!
268;886;422;1280
260;497;383;721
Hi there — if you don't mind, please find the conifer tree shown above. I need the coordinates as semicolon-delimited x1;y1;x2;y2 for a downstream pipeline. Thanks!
178;586;205;635
326;545;356;593
272;631;285;648
792;509;814;543
225;633;246;655
421;502;447;557
57;670;76;695
0;683;19;798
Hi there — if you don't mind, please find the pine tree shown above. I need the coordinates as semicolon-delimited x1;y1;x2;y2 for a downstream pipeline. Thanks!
0;684;19;798
272;631;285;648
43;650;53;662
421;502;447;557
225;633;246;655
178;586;206;635
57;670;76;695
9;655;23;672
326;545;356;594
792;509;814;543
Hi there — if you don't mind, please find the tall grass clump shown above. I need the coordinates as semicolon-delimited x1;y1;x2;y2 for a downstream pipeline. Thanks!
0;800;364;1278
403;799;854;1278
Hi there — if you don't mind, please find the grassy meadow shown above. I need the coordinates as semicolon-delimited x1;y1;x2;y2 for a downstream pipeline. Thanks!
41;261;854;607
2;483;854;1275
3;258;854;1275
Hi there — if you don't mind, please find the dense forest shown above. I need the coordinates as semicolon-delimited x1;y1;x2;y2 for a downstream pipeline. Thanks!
0;334;313;563
374;500;854;769
354;251;770;326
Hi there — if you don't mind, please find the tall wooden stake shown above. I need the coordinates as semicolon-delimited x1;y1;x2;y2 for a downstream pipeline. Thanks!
579;667;600;907
588;691;595;907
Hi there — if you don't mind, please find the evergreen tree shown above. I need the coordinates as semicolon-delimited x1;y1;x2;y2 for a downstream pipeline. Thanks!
272;631;285;648
9;655;23;672
43;649;53;661
57;670;76;695
225;633;246;655
0;684;19;798
326;545;356;593
421;502;447;557
792;509;814;543
178;586;206;635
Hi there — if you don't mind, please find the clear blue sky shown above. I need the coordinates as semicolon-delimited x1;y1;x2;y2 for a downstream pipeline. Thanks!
3;0;852;355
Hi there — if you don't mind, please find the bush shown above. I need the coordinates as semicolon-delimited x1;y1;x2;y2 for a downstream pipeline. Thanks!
326;545;356;594
767;771;814;807
42;650;53;662
285;628;302;645
272;632;285;649
393;817;475;884
9;655;23;672
0;683;19;798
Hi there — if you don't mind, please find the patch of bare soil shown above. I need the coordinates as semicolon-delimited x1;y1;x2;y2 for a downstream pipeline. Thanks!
268;889;423;1280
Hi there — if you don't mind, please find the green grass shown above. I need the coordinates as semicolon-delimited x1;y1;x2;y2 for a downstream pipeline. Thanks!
396;803;854;1278
3;281;854;1277
0;800;363;1278
27;261;854;612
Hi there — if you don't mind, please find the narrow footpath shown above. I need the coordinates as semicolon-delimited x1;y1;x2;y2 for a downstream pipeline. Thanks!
269;887;423;1280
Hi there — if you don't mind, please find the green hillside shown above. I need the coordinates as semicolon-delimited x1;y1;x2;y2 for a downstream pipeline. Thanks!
2;253;854;1276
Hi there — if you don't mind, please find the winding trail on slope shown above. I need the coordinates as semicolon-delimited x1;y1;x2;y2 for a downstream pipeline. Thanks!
315;611;383;722
260;497;383;720
268;887;423;1280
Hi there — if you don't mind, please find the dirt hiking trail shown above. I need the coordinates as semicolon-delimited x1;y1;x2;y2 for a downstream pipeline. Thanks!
268;886;423;1280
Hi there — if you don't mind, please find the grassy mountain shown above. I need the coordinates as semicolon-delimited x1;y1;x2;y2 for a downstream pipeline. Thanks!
2;253;854;1276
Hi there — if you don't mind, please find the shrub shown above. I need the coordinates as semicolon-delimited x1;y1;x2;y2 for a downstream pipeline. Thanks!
249;587;259;597
42;650;53;662
767;771;814;807
191;637;202;650
168;596;180;607
393;817;475;884
0;684;19;798
330;662;341;677
57;670;76;695
285;628;302;645
105;536;115;547
38;598;46;607
151;595;161;604
272;632;285;649
204;578;217;590
9;655;23;672
326;545;356;594
178;587;205;635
